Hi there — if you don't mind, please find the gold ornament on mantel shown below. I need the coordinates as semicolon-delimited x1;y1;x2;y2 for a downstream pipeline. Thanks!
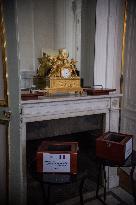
33;49;83;95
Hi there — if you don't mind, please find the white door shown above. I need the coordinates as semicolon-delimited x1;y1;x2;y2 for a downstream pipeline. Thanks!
121;0;136;150
0;1;22;205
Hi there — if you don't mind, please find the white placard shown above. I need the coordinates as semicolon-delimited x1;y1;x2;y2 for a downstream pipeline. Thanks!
43;153;70;173
125;138;132;159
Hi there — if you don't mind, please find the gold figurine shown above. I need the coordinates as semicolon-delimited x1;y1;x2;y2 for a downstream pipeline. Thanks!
33;49;83;95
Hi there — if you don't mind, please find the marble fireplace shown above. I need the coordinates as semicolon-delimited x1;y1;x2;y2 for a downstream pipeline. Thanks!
21;93;121;201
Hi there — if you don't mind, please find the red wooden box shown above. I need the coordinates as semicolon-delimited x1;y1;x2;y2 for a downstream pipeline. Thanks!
21;92;44;101
36;141;78;174
96;132;133;164
83;88;116;96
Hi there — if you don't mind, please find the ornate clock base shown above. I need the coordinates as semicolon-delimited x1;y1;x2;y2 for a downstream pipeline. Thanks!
44;77;83;95
44;87;83;96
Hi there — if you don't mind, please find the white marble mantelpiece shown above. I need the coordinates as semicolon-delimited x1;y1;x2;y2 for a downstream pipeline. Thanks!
20;93;122;201
21;94;121;126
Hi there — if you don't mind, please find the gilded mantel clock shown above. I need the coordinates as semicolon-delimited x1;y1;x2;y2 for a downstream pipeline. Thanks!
33;49;83;95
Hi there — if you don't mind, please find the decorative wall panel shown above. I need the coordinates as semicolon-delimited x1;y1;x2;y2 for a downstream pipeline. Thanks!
121;0;136;150
94;0;124;91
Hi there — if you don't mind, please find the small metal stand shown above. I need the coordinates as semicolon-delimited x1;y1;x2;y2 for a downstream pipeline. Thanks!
30;163;88;205
38;172;87;205
96;150;136;205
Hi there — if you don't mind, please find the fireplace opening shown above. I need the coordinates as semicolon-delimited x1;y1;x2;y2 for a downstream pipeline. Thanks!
47;144;72;151
26;114;104;204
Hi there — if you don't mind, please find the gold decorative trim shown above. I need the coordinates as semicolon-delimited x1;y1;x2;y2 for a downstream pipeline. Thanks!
45;87;83;95
0;1;8;106
50;77;81;88
120;0;128;94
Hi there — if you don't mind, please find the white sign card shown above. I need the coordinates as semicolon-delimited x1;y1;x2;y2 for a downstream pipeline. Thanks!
43;153;70;173
125;138;132;159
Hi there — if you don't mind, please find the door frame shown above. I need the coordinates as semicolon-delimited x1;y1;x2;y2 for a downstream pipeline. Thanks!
1;0;23;204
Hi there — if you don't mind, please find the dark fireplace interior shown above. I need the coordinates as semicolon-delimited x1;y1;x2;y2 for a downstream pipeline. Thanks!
26;114;104;205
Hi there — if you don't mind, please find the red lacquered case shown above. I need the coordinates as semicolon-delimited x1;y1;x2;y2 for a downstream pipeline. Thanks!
96;132;133;164
36;141;78;174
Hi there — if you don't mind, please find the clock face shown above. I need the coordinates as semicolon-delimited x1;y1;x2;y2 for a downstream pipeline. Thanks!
61;68;71;78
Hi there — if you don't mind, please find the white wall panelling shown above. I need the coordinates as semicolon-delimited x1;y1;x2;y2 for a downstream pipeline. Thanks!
54;0;66;50
121;0;136;151
65;0;76;59
54;0;82;70
17;0;80;73
106;0;124;91
81;0;96;86
94;0;109;88
16;0;35;71
17;0;82;88
120;0;136;179
73;0;82;71
94;0;124;91
20;71;35;89
33;0;54;69
17;0;55;74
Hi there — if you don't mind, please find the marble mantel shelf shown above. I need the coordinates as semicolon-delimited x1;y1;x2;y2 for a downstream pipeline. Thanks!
21;93;121;104
21;94;122;127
